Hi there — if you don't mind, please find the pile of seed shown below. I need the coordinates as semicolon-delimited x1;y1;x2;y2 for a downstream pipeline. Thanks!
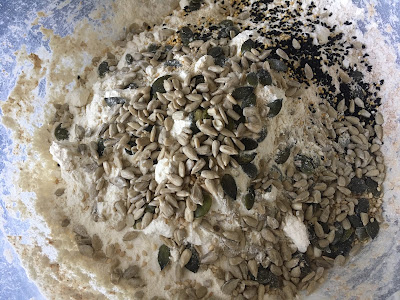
52;1;385;299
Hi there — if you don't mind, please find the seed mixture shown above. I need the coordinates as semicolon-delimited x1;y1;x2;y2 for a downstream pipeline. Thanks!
50;0;385;299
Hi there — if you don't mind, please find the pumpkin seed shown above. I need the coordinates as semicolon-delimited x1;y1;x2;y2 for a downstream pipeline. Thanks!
244;186;255;210
294;154;317;175
125;54;133;65
366;219;379;239
158;244;171;270
194;193;212;218
185;244;200;273
257;126;268;143
144;204;156;214
187;0;202;12
246;72;259;86
252;265;279;287
241;163;258;179
331;223;344;246
98;61;109;77
275;147;291;164
347;177;368;195
257;69;272;85
208;46;223;58
240;138;258;150
267;99;283;117
208;46;225;66
104;97;126;107
124;82;138;89
180;27;194;46
232;86;254;101
241;93;257;109
97;139;105;157
355;198;369;214
268;59;288;72
233;152;256;165
219;20;234;27
165;59;182;67
55;124;69;141
148;44;160;53
365;177;380;196
355;227;369;242
340;228;355;243
221;174;237;200
241;39;255;53
151;75;172;97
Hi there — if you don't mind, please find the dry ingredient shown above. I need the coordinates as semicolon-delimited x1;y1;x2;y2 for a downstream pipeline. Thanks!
45;0;386;299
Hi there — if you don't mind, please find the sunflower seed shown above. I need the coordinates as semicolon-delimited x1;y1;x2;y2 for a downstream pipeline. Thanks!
122;231;139;241
276;48;289;60
221;279;240;295
183;145;199;160
302;64;314;81
220;145;238;155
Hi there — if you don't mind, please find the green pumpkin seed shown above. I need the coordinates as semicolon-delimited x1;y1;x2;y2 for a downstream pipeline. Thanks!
268;59;288;72
55;124;69;141
355;198;369;214
348;214;363;228
246;72;259;86
184;244;200;273
243;186;255;210
192;74;205;86
275;147;291;164
148;43;160;53
125;54;133;65
240;138;258;150
294;154;316;175
158;244;171;270
151;75;172;97
189;108;209;134
347;177;368;195
365;177;381;196
180;27;194;46
232;105;245;125
232;86;254;101
267;99;283;117
164;59;182;67
241;93;257;109
97;139;105;157
340;227;355;243
253;265;279;287
187;0;202;12
98;61;109;78
350;70;364;82
219;20;234;27
331;223;344;246
221;174;237;200
226;116;236;132
145;205;156;214
241;39;255;53
257;69;272;85
256;127;268;143
207;46;223;58
124;82;138;89
365;220;379;239
233;152;256;165
355;227;369;242
104;97;126;107
241;163;258;179
194;193;212;218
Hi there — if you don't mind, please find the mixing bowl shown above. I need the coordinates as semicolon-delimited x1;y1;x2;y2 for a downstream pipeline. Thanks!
0;0;399;299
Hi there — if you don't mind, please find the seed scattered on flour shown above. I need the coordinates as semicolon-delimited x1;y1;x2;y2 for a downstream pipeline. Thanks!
43;0;387;299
